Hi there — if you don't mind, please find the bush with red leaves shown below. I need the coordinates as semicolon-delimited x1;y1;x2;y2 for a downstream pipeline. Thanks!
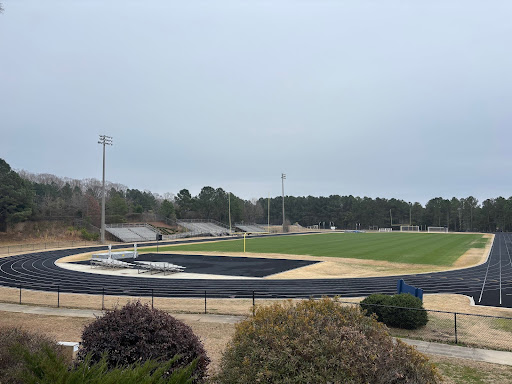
77;301;209;382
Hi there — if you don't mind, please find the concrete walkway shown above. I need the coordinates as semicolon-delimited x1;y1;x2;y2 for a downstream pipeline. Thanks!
1;303;511;366
402;338;512;366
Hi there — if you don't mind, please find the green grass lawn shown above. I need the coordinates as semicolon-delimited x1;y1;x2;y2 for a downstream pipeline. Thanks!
142;233;489;266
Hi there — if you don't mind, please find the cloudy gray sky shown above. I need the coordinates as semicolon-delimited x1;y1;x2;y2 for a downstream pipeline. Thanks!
1;1;511;203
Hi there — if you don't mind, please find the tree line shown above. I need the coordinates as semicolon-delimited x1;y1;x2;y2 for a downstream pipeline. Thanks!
1;158;510;232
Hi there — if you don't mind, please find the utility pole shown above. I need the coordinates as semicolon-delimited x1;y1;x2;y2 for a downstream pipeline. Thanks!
98;135;113;244
281;173;286;233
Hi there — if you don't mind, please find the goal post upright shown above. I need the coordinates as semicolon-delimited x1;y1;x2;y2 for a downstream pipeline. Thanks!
428;227;449;233
400;225;420;232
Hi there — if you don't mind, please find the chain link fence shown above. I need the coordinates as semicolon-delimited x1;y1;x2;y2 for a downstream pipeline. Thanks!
342;300;512;351
1;285;511;352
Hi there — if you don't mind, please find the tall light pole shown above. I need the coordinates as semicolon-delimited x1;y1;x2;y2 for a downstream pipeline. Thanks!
281;173;286;232
228;192;232;233
267;193;270;233
98;135;113;244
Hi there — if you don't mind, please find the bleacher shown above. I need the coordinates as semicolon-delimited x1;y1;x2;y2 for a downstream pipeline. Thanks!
235;223;267;233
176;220;230;236
105;224;160;242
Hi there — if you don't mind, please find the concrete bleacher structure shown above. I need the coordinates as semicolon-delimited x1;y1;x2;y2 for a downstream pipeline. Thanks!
176;220;230;236
105;224;160;242
235;223;267;233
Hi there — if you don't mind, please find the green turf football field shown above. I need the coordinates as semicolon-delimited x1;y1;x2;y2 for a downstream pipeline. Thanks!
143;233;489;266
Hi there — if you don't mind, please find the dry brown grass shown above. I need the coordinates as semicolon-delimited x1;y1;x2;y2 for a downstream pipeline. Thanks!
1;286;510;319
0;311;90;342
452;233;493;269
428;354;512;384
1;310;511;381
0;310;234;374
3;289;511;353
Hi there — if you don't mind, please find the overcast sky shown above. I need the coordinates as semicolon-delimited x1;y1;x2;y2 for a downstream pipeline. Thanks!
1;1;511;204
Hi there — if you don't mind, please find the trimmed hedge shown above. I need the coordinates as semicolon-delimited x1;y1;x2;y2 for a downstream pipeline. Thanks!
216;298;440;384
77;301;209;382
361;293;428;329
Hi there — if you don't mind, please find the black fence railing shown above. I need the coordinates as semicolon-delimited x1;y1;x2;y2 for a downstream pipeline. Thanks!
3;284;511;352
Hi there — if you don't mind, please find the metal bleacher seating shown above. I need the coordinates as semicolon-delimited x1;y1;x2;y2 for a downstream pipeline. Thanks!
235;224;267;233
105;224;160;242
176;220;230;236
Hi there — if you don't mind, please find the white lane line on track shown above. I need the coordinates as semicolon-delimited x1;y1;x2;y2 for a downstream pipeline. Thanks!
479;235;495;303
505;233;512;267
500;238;502;305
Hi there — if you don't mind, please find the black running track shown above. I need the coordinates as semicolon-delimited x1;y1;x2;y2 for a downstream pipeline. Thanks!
0;233;511;308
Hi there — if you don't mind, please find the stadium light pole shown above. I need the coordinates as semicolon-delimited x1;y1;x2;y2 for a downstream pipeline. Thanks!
281;173;286;232
228;192;232;233
98;135;113;244
267;193;270;233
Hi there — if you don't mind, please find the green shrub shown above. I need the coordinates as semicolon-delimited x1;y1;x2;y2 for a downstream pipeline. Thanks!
385;293;429;329
0;327;65;384
20;346;196;384
360;293;389;322
216;298;440;384
77;301;209;382
80;228;99;241
361;293;429;330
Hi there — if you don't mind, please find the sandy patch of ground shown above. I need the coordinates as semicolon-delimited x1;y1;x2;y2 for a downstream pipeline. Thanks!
453;234;494;268
268;258;446;279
